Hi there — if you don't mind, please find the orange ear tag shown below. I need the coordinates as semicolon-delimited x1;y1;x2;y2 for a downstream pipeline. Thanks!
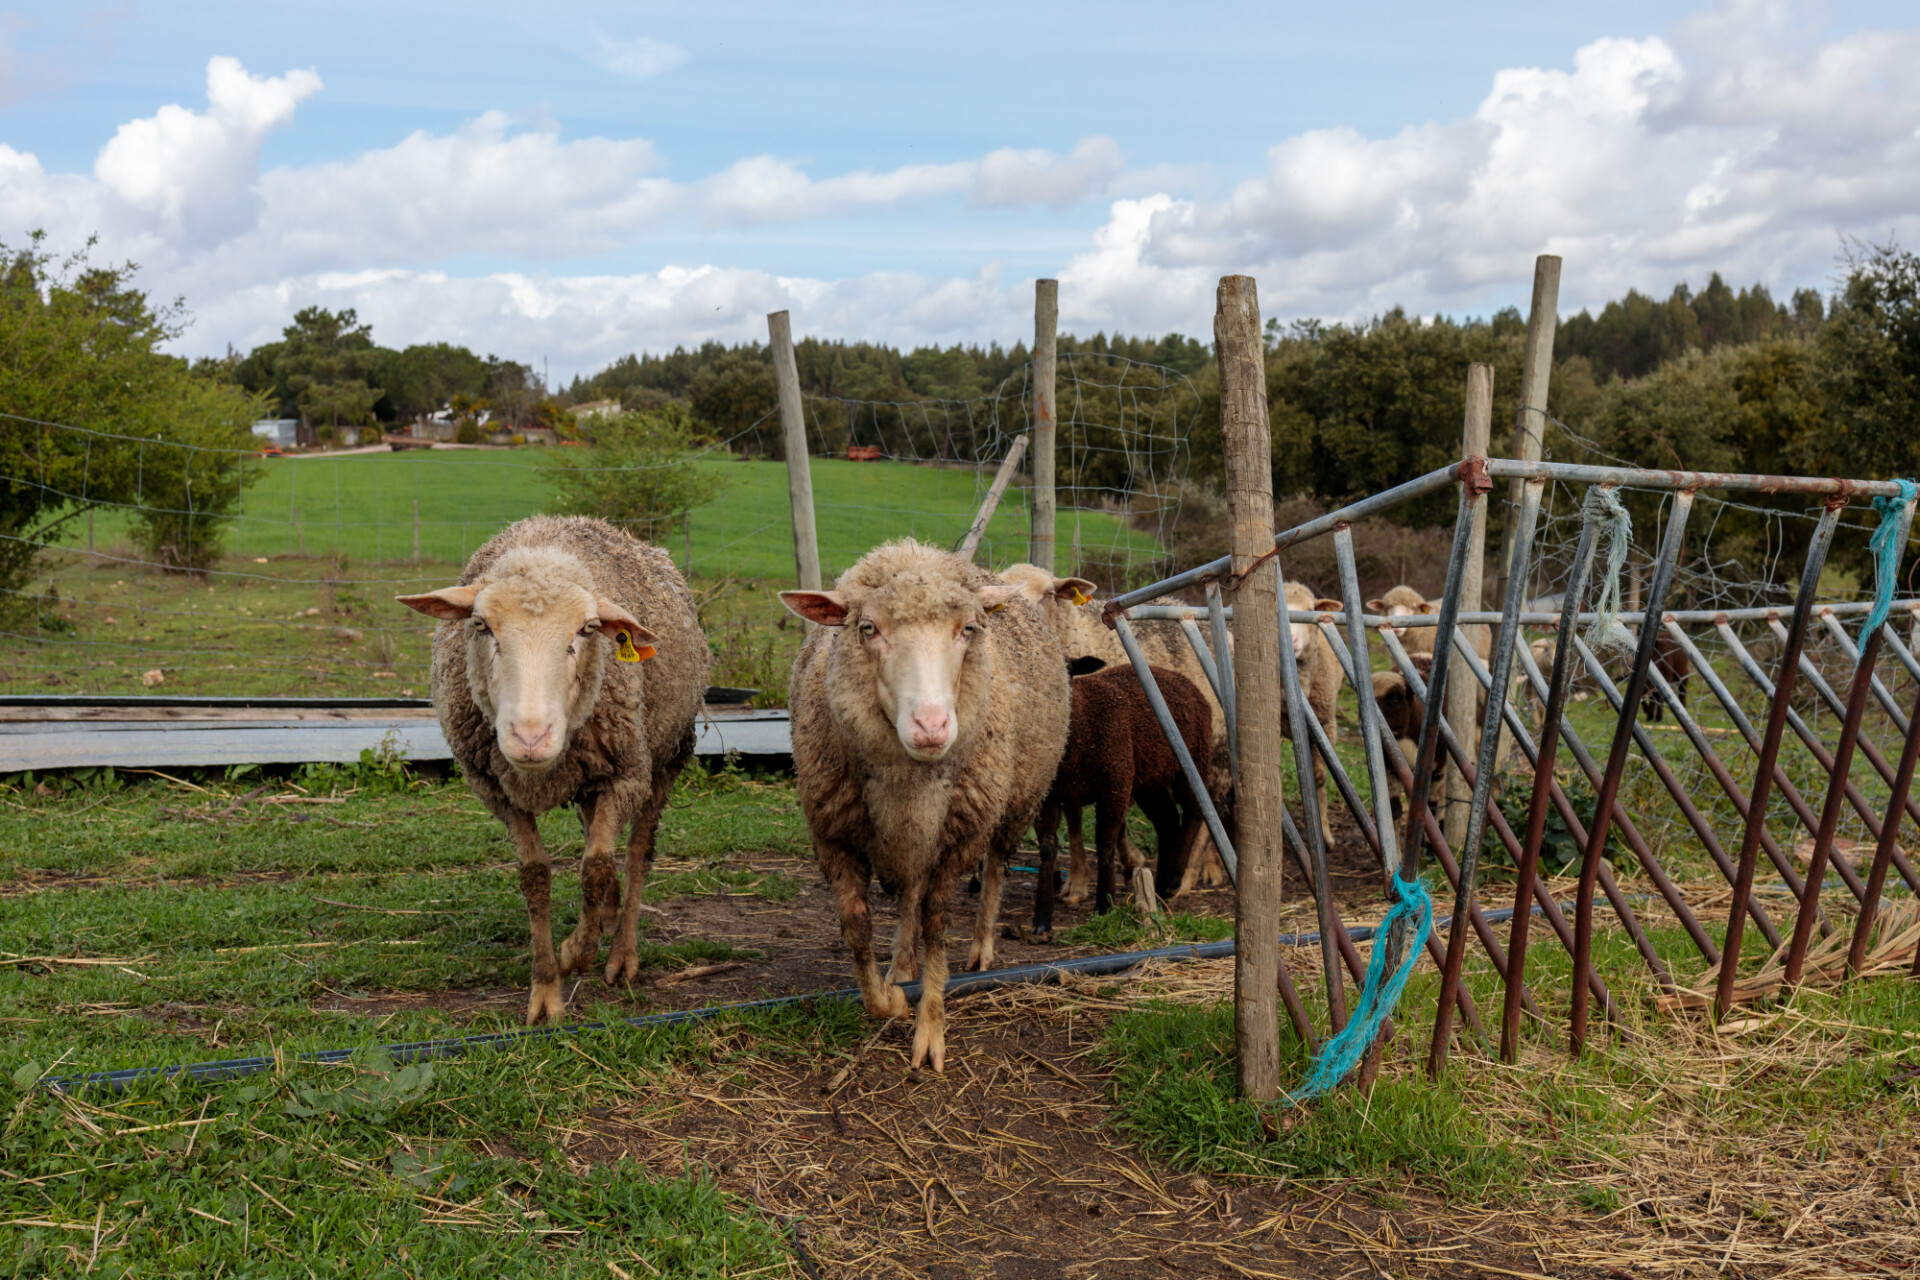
1069;588;1092;606
614;631;655;662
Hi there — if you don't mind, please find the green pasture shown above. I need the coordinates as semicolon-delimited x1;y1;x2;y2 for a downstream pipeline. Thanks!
60;449;1159;583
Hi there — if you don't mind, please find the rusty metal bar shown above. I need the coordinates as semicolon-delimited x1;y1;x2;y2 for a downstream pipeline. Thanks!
1504;503;1601;1061
1567;633;1782;950
1762;616;1920;897
1273;560;1345;1031
1850;682;1920;976
1715;501;1846;1017
1370;627;1611;1027
1443;630;1681;990
1484;458;1917;498
1658;623;1828;920
1572;490;1696;1055
1783;613;1888;989
1716;622;1914;900
1305;623;1534;1029
1432;477;1543;1074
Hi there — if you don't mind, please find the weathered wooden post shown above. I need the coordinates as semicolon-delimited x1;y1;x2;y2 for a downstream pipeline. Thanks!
958;433;1031;562
1216;274;1284;1101
1494;255;1561;610
1029;279;1059;574
1444;364;1494;854
768;310;822;598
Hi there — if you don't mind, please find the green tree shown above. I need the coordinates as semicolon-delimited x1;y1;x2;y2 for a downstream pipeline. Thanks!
687;349;778;447
549;405;727;543
1814;241;1920;480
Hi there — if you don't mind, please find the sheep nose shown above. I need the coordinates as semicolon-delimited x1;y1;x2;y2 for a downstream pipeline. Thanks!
509;724;554;757
908;708;953;751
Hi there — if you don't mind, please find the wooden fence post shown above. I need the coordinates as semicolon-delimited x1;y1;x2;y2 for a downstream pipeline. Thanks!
1445;364;1494;855
958;434;1031;562
1216;274;1283;1102
1494;255;1561;609
1030;279;1059;574
768;310;822;598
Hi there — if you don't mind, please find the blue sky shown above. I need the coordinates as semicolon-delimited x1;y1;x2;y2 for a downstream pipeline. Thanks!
3;1;1917;377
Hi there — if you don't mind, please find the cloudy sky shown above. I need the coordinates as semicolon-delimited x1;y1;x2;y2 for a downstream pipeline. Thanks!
1;0;1916;380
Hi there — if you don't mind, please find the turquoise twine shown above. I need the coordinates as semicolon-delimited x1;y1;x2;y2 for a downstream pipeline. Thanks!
1862;480;1917;641
1282;875;1433;1108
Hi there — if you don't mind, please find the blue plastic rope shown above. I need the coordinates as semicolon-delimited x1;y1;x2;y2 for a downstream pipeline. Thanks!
1583;485;1636;657
1283;875;1433;1108
1863;480;1917;641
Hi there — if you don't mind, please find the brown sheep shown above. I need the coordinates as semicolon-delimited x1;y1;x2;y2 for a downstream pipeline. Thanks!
1371;653;1433;818
782;540;1070;1071
1279;580;1346;857
398;516;707;1025
997;563;1234;896
1031;663;1213;938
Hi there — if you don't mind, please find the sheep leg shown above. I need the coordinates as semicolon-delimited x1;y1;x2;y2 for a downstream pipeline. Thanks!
1094;786;1129;916
912;863;960;1072
1141;787;1185;907
966;849;1006;972
1031;801;1064;940
558;794;624;979
822;840;909;1020
887;880;925;985
506;809;565;1026
606;772;674;986
1063;804;1092;904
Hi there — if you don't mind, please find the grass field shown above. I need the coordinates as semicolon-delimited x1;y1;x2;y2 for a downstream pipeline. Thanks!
4;763;1918;1276
59;449;1159;584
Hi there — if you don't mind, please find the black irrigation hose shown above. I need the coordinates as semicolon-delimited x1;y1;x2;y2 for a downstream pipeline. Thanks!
47;904;1575;1096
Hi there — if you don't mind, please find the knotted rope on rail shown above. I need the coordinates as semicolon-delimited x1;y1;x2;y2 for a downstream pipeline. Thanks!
1283;875;1433;1107
1863;479;1917;640
1583;484;1636;657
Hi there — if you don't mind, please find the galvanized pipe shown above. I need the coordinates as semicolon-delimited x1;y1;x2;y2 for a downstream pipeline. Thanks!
1819;610;1909;734
1715;500;1845;1017
1113;617;1238;884
1273;561;1345;1029
1401;479;1486;886
1849;682;1920;977
1178;616;1226;708
1432;477;1543;1074
1103;461;1466;615
1882;622;1920;689
1503;501;1601;1062
1206;583;1237;785
1332;526;1402;888
1120;600;1920;627
1568;632;1783;950
1484;458;1918;498
1572;489;1696;1055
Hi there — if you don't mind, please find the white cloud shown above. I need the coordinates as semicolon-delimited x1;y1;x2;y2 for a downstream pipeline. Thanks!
588;27;688;80
8;3;1920;378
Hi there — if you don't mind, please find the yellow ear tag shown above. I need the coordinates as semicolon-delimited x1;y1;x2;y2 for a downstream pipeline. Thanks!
614;630;655;662
984;601;1006;614
1068;588;1092;606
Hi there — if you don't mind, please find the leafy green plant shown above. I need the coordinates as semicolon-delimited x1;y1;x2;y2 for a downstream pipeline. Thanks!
551;404;728;543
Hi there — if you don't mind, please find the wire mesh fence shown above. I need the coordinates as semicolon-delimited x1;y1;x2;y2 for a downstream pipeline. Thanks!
0;352;1201;700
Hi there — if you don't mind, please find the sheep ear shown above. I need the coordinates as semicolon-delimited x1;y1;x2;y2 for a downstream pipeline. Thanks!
594;598;658;660
977;584;1020;614
779;590;850;626
1052;577;1097;605
1419;601;1440;615
396;587;477;621
1314;597;1343;614
1365;598;1386;613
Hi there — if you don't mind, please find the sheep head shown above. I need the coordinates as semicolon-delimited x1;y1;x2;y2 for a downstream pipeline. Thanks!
1283;581;1342;660
398;548;657;773
783;571;1016;764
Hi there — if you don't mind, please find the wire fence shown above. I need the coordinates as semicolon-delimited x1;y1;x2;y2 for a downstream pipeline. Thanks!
0;352;1201;699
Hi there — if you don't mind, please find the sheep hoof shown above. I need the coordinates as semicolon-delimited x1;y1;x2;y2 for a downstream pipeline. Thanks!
604;946;640;986
869;983;911;1020
1130;868;1162;916
965;939;995;972
525;981;565;1026
911;1018;946;1072
885;959;919;985
556;932;596;977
